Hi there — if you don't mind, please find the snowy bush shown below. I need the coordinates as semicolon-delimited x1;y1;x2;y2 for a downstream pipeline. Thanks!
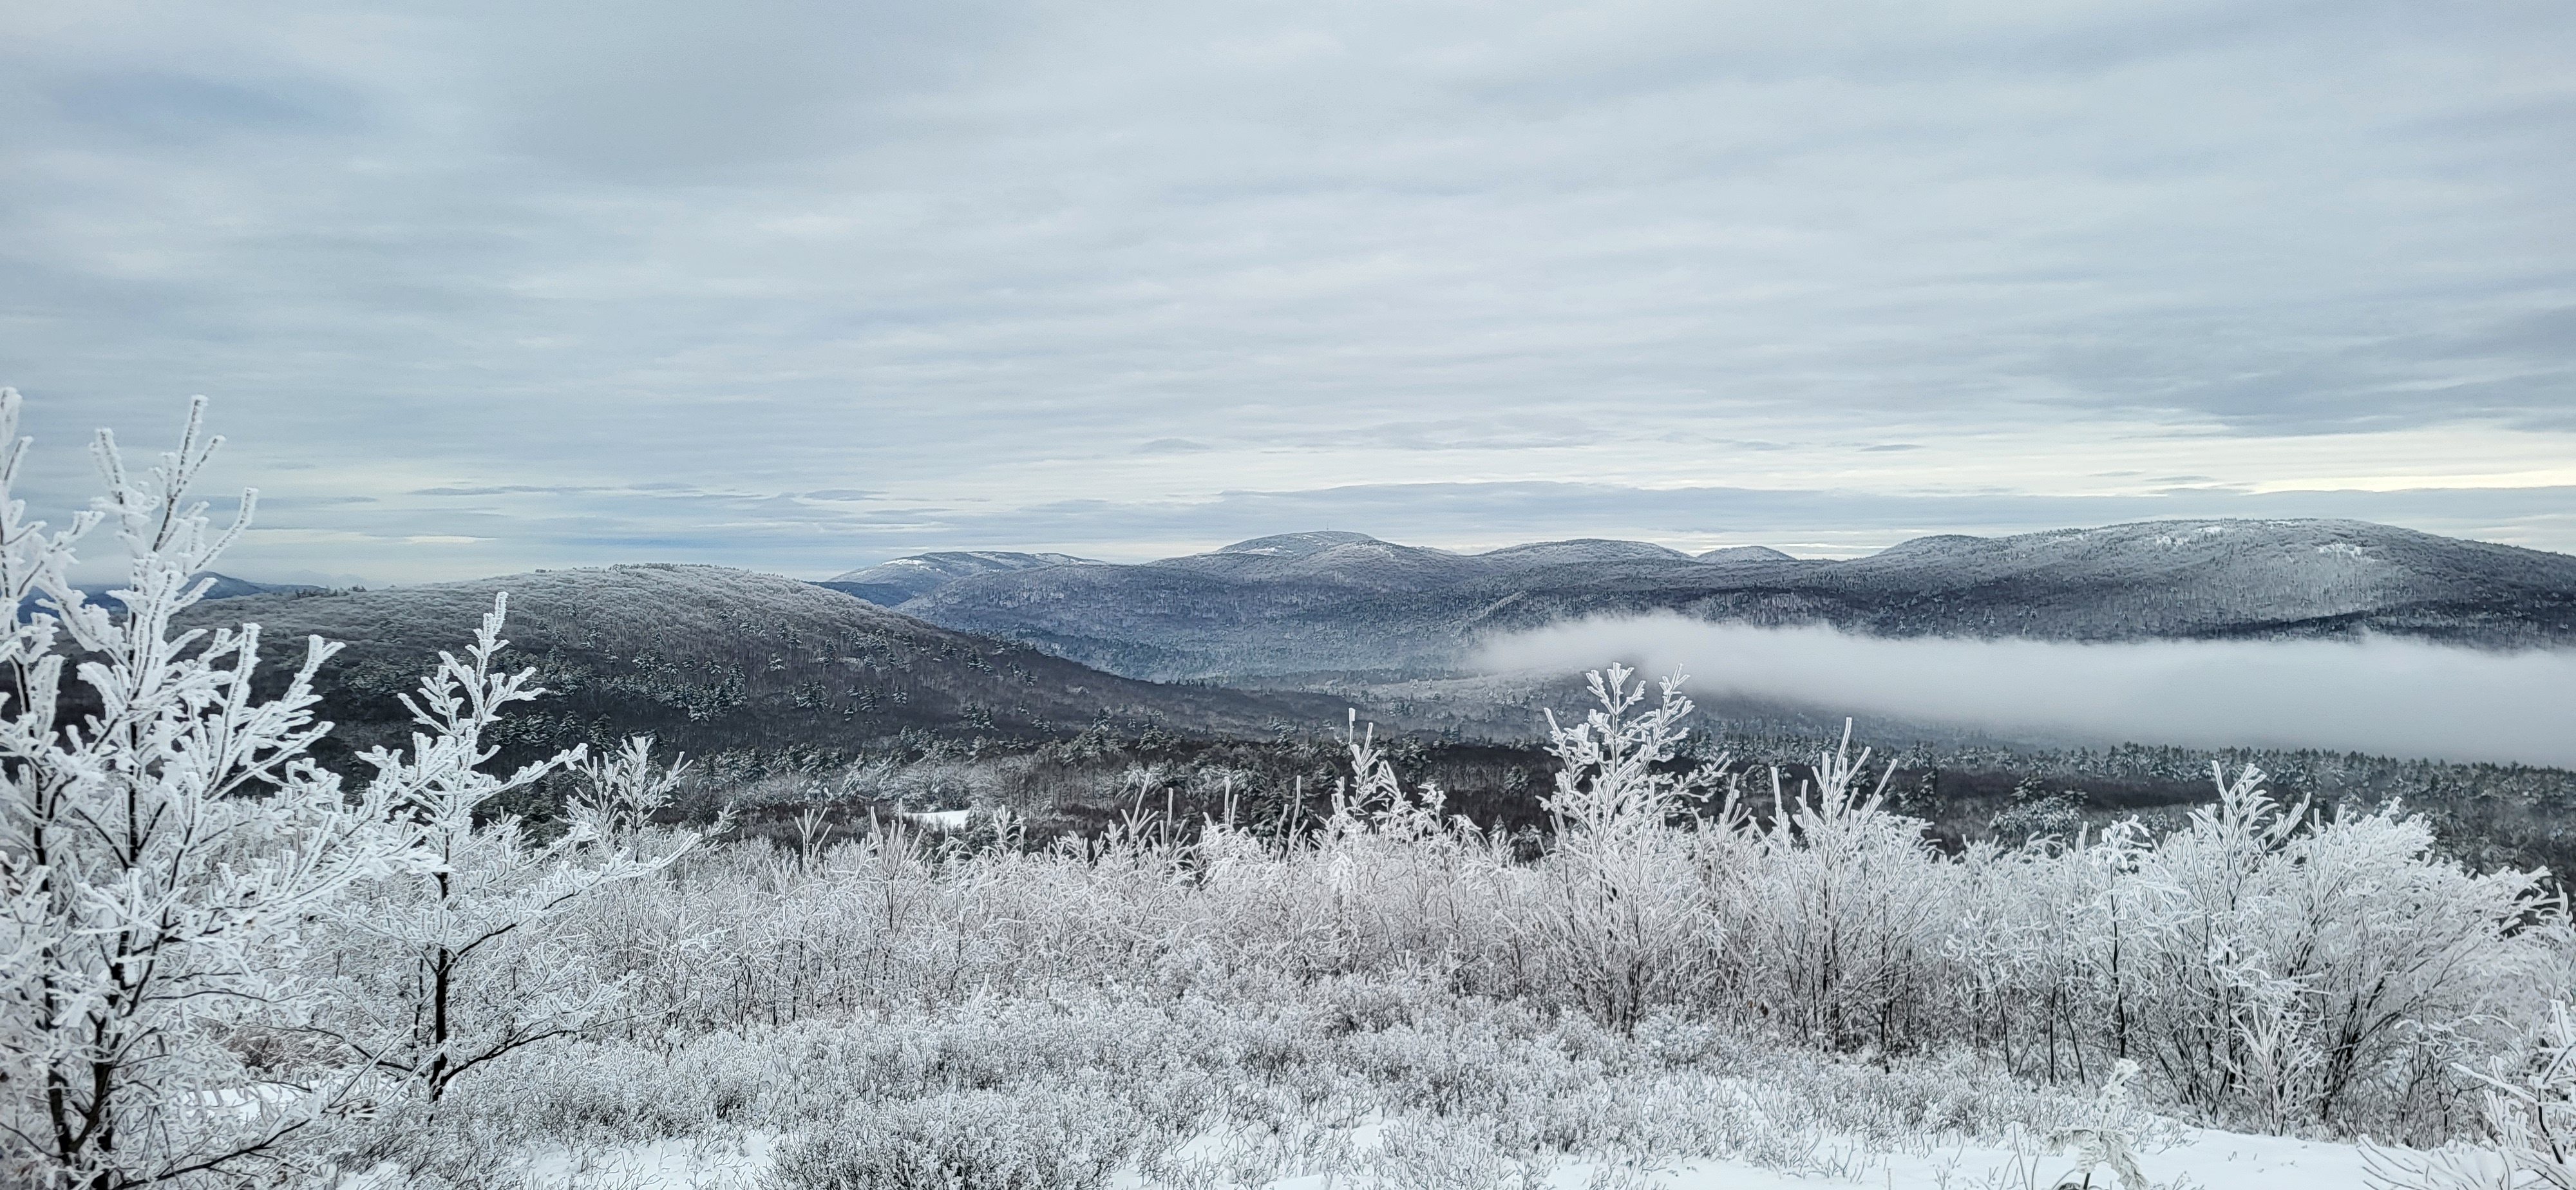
2048;1059;2150;1189
1716;719;1951;1055
765;1086;1156;1190
2473;1000;2576;1186
1522;665;1730;1032
2093;765;2554;1136
2383;999;2576;1189
509;671;2559;1146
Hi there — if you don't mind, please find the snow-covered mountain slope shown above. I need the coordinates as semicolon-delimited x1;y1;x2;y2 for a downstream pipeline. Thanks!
1698;545;1797;564
1158;537;1486;590
887;520;2576;681
1482;538;1697;569
1788;518;2576;639
178;563;1341;765
820;550;1094;605
1210;530;1379;557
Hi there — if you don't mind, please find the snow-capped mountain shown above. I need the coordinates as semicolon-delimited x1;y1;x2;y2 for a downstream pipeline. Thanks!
840;519;2576;681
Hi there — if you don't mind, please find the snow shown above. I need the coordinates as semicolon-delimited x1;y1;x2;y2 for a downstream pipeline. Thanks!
513;1135;776;1190
828;549;1092;587
1444;1127;2385;1190
1478;538;1696;567
477;1122;2393;1189
1823;1126;2379;1190
1698;545;1798;564
1217;531;1384;557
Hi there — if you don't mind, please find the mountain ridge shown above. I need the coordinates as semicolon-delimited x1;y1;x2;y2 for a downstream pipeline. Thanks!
173;564;1350;766
820;550;1096;606
844;519;2576;681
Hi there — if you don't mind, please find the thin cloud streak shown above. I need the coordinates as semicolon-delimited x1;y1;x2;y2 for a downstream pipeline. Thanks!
1479;615;2576;768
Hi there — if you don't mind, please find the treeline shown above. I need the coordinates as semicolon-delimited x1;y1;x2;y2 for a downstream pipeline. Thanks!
605;715;2576;878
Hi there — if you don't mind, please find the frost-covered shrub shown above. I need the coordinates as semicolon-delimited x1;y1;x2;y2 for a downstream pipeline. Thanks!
1714;721;1952;1055
2047;1059;2150;1190
1522;666;1730;1032
1991;781;2087;844
2379;999;2576;1189
460;1030;782;1143
1367;1114;1548;1190
307;597;703;1126
2090;766;2554;1137
764;1086;1151;1190
518;678;2562;1142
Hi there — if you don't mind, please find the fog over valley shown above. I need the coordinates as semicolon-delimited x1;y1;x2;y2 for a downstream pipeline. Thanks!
1482;616;2576;768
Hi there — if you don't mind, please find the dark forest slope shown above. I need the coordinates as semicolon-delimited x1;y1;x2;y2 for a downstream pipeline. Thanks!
180;564;1347;768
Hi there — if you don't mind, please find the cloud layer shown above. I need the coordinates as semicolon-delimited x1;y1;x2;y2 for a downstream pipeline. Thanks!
1481;616;2576;767
3;1;2572;581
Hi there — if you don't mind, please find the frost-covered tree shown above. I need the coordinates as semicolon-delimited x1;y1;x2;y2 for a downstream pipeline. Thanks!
569;734;693;844
2097;764;2552;1131
2049;1059;2150;1190
310;600;700;1110
0;393;417;1189
1709;720;1949;1055
2456;1000;2576;1188
1524;666;1730;1032
1991;777;2085;846
2374;1001;2576;1189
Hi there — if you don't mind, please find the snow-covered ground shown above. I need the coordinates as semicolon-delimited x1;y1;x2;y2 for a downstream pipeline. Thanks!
502;1121;2405;1190
1735;1126;2378;1190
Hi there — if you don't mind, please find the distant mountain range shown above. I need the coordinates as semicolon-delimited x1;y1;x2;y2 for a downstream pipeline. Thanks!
175;565;1345;766
18;572;317;619
835;520;2576;681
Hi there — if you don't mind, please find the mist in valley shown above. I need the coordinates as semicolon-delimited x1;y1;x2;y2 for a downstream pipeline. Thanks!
1482;614;2576;768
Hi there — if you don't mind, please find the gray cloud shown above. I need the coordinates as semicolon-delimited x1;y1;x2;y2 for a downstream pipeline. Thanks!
2;1;2571;582
1479;617;2576;767
412;485;621;497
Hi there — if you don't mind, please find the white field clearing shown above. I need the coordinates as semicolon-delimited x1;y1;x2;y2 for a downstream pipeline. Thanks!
492;1120;2423;1190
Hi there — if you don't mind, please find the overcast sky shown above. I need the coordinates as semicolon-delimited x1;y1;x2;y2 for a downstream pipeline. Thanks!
4;0;2571;584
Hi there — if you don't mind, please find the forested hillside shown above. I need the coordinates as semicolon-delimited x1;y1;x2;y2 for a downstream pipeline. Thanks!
180;564;1346;771
870;520;2576;679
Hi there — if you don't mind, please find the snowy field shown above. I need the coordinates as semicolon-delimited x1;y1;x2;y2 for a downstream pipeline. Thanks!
498;1120;2396;1190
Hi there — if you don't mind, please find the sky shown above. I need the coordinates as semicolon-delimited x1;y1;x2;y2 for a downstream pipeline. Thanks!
3;0;2572;585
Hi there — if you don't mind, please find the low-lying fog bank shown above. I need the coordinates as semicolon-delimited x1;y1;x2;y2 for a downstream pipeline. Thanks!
1479;616;2576;768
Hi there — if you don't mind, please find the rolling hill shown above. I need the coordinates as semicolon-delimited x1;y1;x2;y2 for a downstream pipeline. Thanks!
818;550;1095;606
853;519;2576;681
175;563;1346;767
